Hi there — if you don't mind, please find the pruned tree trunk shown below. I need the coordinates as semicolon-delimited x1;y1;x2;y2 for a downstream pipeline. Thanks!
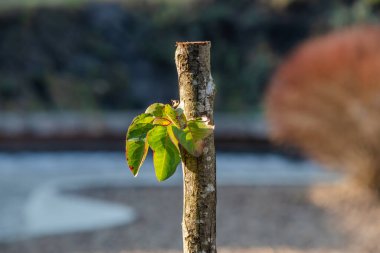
175;41;217;253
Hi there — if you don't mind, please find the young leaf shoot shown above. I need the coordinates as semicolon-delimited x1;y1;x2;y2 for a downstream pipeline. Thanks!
126;102;214;181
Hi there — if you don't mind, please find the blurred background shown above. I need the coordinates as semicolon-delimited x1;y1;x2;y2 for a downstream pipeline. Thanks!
1;0;380;252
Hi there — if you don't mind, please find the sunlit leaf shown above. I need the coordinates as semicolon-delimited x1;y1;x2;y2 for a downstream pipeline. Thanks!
145;103;165;117
171;125;203;157
126;139;149;176
167;125;179;151
147;126;180;181
164;104;180;127
126;103;215;180
130;113;154;126
127;123;155;141
126;113;154;176
187;119;214;141
127;113;154;141
153;118;171;126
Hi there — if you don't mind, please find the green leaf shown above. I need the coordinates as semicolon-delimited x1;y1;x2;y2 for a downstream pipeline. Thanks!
153;118;171;126
147;126;180;181
167;125;179;151
127;113;154;141
145;103;165;117
164;104;180;127
126;113;154;176
126;139;149;176
170;118;214;157
126;103;215;180
130;113;154;126
187;119;214;141
127;123;155;140
171;126;203;156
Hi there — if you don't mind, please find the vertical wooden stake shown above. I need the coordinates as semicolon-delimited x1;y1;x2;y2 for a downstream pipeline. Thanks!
175;41;217;253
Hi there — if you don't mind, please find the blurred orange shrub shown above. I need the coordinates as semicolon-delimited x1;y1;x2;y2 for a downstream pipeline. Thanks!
265;25;380;193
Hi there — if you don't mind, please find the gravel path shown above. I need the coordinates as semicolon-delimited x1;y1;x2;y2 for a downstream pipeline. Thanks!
0;152;339;242
0;185;349;253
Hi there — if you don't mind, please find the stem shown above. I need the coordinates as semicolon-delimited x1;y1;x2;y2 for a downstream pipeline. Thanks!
175;41;217;253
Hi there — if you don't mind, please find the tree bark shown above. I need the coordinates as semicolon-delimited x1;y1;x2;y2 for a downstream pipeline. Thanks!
175;41;217;253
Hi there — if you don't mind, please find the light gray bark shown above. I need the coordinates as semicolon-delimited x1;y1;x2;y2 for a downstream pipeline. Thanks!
175;41;217;253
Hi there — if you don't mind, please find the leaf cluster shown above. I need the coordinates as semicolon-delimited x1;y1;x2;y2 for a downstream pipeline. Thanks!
126;102;214;181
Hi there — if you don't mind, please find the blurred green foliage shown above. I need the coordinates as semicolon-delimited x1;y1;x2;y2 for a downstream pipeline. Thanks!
0;0;379;112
